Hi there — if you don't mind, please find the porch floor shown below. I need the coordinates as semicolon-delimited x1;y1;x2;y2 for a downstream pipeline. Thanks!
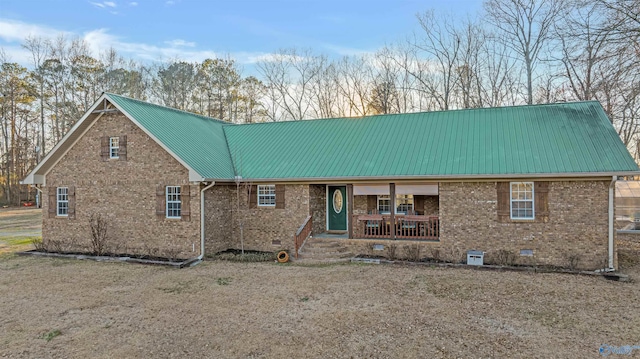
313;232;349;239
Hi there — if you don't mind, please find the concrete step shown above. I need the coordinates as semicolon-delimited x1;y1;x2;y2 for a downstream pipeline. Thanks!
296;236;353;261
300;245;349;253
304;240;341;248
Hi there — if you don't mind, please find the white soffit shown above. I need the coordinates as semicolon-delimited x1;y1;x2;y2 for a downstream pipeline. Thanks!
397;184;438;195
353;185;389;195
353;184;439;196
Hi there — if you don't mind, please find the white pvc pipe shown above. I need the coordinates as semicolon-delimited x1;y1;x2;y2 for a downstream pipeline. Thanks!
608;176;616;270
198;182;216;260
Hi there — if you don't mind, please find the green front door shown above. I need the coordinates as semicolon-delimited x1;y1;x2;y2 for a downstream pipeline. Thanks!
328;186;347;231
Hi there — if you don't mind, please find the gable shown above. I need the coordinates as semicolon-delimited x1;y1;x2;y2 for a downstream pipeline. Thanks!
106;94;235;180
46;111;189;186
23;93;234;184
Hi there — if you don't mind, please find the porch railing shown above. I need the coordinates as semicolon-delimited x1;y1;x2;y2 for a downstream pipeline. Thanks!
294;215;313;258
356;214;439;240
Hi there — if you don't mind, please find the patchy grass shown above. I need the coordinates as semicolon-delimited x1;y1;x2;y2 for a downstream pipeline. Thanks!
0;208;41;255
0;256;639;358
40;329;61;342
6;237;38;246
216;277;232;285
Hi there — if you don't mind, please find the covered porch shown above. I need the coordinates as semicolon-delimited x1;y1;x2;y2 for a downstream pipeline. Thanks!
350;183;439;241
307;182;440;241
295;183;439;258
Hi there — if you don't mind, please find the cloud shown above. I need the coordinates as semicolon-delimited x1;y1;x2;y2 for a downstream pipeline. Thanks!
244;52;307;64
80;28;216;62
90;1;117;9
129;1;138;5
323;44;373;57
164;39;196;48
0;18;275;66
166;1;175;5
0;19;72;42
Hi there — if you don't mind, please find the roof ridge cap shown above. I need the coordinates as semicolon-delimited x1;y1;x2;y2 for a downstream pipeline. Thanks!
104;92;231;125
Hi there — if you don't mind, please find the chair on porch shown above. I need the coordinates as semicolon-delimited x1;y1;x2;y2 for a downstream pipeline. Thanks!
365;209;381;235
400;209;417;236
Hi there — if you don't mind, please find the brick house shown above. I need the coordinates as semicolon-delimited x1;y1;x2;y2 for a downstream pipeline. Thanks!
23;93;639;270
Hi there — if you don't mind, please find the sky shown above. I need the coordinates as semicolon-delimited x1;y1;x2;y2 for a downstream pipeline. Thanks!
0;0;484;72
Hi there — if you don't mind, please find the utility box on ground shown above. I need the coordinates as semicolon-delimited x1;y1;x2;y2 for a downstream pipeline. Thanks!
467;250;484;266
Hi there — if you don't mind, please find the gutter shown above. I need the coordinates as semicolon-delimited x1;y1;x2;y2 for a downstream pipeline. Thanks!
201;171;640;184
198;182;216;261
608;176;616;271
594;175;617;273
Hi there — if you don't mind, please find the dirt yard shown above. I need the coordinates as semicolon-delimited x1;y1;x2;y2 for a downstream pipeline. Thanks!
1;208;639;358
0;255;638;358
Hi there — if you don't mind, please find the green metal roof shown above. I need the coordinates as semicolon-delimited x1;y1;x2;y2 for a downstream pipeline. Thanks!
223;101;639;180
102;95;638;181
105;93;235;180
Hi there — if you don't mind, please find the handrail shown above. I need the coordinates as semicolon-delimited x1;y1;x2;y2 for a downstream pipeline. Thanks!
356;214;439;240
294;215;313;258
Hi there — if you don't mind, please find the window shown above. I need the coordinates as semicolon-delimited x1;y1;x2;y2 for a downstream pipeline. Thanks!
109;137;119;159
57;187;69;216
396;195;414;214
377;195;391;213
258;185;276;207
510;182;534;219
377;194;414;214
166;186;181;218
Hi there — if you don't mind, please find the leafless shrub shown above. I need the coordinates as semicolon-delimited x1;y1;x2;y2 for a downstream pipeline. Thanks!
428;248;442;262
489;249;517;266
163;247;181;262
564;253;581;271
32;237;45;252
407;244;421;262
387;244;397;260
106;240;122;257
451;248;466;264
143;242;159;259
89;213;108;256
60;237;79;253
47;239;63;253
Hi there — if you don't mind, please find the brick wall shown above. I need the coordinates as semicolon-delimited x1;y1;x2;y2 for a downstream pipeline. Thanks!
423;195;439;215
204;185;234;254
204;184;310;254
353;195;368;215
309;184;326;236
44;112;200;259
438;181;610;270
343;181;610;270
201;180;610;269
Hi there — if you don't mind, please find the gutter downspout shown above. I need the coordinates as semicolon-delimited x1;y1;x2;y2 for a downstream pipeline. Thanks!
198;182;216;261
608;176;616;271
32;185;43;208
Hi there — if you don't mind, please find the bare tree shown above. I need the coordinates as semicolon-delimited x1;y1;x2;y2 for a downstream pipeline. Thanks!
409;10;463;110
257;48;324;120
484;0;563;104
334;56;375;117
